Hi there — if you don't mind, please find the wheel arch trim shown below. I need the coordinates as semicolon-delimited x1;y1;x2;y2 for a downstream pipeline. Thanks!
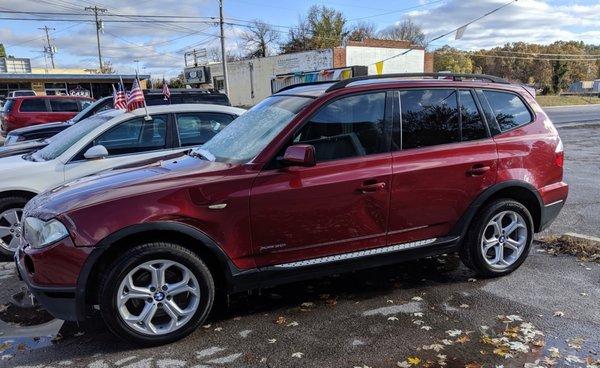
451;180;543;239
74;221;241;320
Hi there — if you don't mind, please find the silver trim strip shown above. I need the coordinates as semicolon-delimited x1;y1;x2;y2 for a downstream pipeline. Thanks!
272;238;437;269
544;200;564;207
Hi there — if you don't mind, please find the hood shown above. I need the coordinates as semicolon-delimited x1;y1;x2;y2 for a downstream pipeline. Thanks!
9;121;70;135
0;141;47;158
25;154;235;219
0;154;35;171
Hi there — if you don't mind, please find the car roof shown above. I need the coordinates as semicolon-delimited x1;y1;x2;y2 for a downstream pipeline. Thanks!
125;103;246;117
10;95;94;100
273;73;522;97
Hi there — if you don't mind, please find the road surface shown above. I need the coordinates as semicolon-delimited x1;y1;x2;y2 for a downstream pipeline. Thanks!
544;104;600;124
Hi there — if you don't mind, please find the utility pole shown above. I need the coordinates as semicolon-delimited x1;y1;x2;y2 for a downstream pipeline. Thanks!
39;26;56;69
85;5;107;72
218;0;229;95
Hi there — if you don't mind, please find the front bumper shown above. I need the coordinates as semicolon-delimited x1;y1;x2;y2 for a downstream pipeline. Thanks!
15;250;78;321
15;237;92;322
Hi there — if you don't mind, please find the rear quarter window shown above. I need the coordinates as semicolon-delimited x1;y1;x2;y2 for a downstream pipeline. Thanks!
19;99;48;112
483;90;533;132
50;99;81;112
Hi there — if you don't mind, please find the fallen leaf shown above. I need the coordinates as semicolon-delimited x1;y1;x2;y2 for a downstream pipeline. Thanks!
300;302;314;308
421;325;432;331
422;343;444;352
441;339;454;345
291;352;304;358
465;363;482;368
413;320;424;325
456;335;471;344
412;296;423;301
553;311;565;317
446;329;462;337
460;304;469;308
407;356;421;366
275;316;287;325
413;312;424;317
388;316;399;321
214;327;223;332
548;347;560;358
397;361;411;368
267;338;277;344
565;355;584;363
286;321;299;327
567;337;584;350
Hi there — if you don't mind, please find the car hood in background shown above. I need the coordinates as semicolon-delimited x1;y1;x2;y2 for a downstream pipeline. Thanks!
0;140;47;158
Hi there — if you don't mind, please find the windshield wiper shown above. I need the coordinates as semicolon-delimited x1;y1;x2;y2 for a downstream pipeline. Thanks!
189;147;216;162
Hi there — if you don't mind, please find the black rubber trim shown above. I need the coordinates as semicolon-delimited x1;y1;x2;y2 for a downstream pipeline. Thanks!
449;180;543;239
539;200;564;231
229;236;460;292
75;221;244;319
15;251;79;321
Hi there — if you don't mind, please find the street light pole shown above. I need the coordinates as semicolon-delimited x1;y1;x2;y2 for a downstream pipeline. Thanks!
39;26;56;69
219;0;229;95
85;5;107;72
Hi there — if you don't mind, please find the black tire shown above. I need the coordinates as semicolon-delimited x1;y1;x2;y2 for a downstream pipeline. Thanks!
0;196;28;259
99;242;215;346
459;199;534;277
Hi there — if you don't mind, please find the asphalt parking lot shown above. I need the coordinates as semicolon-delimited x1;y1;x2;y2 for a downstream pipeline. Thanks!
1;123;599;368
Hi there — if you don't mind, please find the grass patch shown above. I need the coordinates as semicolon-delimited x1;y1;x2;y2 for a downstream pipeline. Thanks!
539;235;600;263
536;95;600;107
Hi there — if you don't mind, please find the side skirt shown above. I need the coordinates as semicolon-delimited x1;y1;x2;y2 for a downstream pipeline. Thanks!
229;236;460;292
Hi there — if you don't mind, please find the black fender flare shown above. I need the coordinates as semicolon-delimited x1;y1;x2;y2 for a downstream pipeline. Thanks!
449;179;543;240
74;221;241;320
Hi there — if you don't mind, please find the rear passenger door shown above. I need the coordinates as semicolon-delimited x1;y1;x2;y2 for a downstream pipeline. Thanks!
387;88;498;246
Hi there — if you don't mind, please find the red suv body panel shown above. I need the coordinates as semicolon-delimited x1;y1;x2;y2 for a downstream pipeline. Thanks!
16;78;568;322
1;95;94;134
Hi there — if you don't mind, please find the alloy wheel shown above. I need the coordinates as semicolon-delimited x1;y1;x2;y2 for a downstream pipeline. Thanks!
116;259;201;336
0;208;23;253
480;210;528;270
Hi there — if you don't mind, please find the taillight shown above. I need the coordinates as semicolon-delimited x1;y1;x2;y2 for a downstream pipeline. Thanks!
555;138;564;168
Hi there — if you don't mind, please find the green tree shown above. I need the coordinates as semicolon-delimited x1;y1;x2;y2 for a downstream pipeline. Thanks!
281;6;347;53
433;46;473;73
0;43;6;58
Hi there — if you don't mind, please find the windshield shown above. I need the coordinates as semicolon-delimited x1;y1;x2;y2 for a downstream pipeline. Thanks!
32;109;123;161
71;97;110;123
201;95;312;163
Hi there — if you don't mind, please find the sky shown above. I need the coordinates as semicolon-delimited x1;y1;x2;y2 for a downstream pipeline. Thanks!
0;0;599;78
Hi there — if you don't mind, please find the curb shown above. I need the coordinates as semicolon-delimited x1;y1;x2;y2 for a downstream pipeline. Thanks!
559;233;600;250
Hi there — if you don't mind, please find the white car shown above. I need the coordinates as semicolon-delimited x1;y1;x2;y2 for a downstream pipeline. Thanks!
0;104;245;256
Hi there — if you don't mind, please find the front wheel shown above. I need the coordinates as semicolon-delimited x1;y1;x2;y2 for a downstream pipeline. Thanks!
0;196;28;259
99;242;215;346
460;199;534;277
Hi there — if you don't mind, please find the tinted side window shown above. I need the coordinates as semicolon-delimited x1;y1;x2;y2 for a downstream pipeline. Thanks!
49;99;80;112
293;92;387;162
19;99;47;112
483;90;532;132
95;115;168;156
459;90;487;141
176;112;235;147
400;89;459;149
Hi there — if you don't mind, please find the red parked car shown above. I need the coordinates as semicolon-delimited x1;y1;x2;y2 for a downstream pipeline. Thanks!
16;73;567;345
1;95;94;135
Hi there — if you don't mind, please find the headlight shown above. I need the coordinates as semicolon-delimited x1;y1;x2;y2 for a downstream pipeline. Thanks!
23;217;69;249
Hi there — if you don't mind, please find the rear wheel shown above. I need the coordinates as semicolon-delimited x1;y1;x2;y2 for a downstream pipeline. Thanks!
0;196;28;259
460;199;534;277
99;242;215;346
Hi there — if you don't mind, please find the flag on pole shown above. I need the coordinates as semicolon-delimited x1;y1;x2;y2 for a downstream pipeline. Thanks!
126;78;145;112
375;61;384;75
455;25;468;40
113;77;127;110
162;78;171;101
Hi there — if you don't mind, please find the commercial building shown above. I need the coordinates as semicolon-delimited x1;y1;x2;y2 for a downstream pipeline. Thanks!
0;57;149;99
206;39;433;107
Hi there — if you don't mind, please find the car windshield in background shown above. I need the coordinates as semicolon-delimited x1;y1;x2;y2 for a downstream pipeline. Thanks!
32;110;123;162
71;97;111;123
201;95;312;163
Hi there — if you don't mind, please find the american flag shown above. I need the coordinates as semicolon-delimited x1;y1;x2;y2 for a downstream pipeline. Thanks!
113;79;127;110
126;78;145;112
162;78;171;101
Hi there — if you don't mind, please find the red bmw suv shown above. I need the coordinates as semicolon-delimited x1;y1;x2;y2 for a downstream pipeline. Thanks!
16;73;568;345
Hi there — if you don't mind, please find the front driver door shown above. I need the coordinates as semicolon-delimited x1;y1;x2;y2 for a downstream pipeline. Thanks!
63;114;180;181
250;91;393;267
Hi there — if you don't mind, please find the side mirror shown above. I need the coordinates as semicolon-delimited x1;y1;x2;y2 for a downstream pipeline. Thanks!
282;144;316;167
84;145;109;160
